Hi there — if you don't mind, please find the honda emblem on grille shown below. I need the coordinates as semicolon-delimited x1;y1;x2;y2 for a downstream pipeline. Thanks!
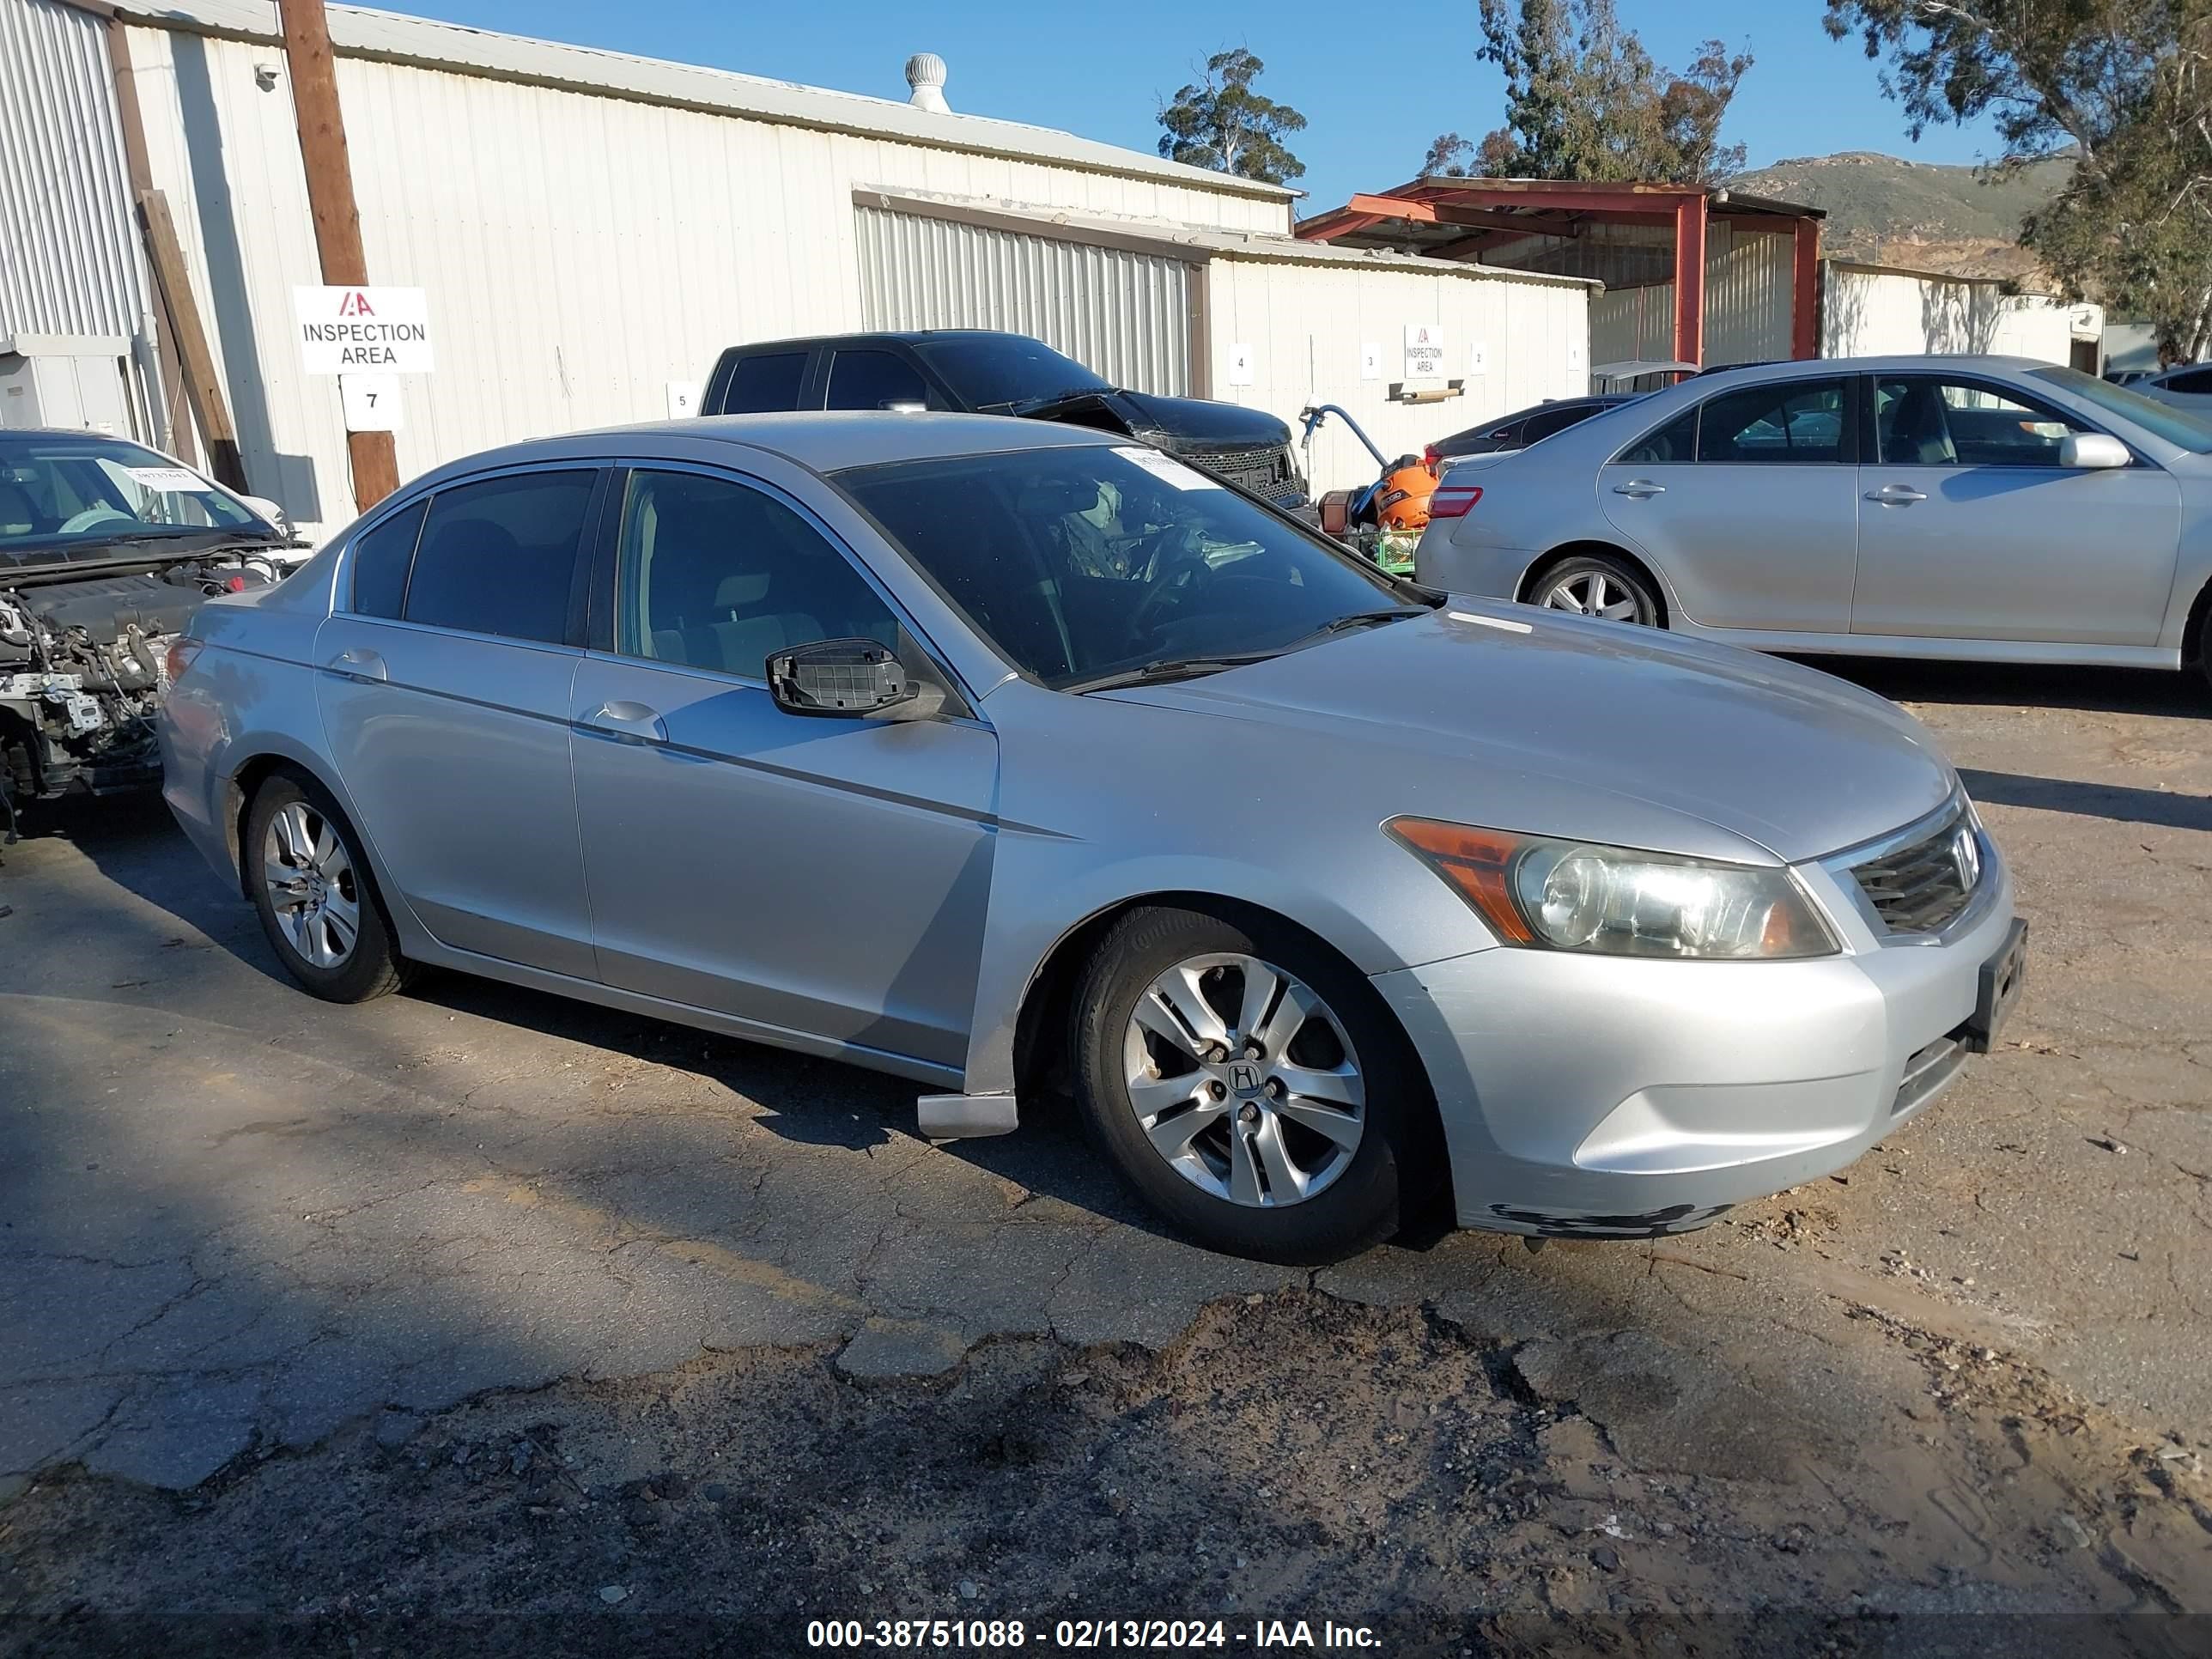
1952;826;1982;890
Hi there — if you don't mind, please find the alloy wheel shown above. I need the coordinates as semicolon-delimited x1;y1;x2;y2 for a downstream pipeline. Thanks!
1122;952;1365;1208
1540;568;1651;623
263;800;362;969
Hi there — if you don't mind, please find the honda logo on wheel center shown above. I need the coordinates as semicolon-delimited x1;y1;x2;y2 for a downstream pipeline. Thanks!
1229;1061;1263;1095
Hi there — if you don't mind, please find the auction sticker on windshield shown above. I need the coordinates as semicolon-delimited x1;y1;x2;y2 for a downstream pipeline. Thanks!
122;466;214;494
1113;447;1219;489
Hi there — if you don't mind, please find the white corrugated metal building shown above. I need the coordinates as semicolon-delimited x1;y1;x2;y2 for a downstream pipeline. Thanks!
4;0;1592;531
1818;261;2104;369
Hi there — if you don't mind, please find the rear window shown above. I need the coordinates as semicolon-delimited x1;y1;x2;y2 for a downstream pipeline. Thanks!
402;470;595;644
720;352;808;414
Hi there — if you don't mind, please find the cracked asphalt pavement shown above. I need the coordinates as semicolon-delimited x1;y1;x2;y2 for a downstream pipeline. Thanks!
2;659;2209;1647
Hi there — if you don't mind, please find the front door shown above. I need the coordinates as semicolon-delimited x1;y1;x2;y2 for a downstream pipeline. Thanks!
568;465;998;1072
1598;375;1860;632
1851;374;2183;644
316;467;604;977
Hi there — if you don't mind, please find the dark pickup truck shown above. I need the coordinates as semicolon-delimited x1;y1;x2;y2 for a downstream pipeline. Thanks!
700;330;1308;509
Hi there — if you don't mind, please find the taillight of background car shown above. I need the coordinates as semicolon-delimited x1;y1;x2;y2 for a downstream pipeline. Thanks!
1428;483;1484;520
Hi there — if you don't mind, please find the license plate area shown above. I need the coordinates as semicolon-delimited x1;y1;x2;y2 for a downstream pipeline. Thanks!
1963;917;2028;1054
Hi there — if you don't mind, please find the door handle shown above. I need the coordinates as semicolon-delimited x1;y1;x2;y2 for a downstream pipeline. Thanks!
1867;483;1929;505
580;700;667;744
1612;479;1665;498
324;647;386;682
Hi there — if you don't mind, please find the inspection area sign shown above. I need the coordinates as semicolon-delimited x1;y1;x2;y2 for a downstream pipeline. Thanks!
293;287;433;374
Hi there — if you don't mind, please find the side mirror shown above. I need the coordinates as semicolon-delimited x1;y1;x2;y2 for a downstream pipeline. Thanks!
767;638;943;720
240;494;287;525
2060;433;2130;470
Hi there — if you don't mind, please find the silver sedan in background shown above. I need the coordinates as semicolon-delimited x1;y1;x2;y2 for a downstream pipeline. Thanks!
1418;356;2212;689
162;414;2021;1263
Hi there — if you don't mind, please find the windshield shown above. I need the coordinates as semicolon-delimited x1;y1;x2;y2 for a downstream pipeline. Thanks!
0;432;264;552
908;334;1113;410
835;443;1423;690
2029;365;2212;454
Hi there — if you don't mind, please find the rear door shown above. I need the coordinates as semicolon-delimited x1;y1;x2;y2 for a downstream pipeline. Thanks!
316;466;604;977
1597;376;1860;632
1851;373;2182;644
566;462;997;1070
706;348;815;416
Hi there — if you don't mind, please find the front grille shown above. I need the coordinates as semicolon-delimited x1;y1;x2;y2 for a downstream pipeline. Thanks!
1849;805;1978;934
1181;443;1302;502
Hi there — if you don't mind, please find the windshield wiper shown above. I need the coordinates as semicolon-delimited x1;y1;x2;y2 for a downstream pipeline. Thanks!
1312;608;1421;638
1068;653;1278;693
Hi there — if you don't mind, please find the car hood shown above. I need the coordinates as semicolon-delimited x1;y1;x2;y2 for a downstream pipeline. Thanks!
1014;387;1292;450
1104;605;1955;865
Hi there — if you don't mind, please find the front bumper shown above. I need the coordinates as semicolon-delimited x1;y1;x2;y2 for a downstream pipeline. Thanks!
1375;850;2018;1237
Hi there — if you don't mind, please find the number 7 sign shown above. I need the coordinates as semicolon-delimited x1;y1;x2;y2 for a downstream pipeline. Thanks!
340;372;404;433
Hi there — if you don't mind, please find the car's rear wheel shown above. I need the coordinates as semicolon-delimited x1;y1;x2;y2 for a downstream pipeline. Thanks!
246;775;409;1002
1532;553;1661;626
1071;906;1433;1264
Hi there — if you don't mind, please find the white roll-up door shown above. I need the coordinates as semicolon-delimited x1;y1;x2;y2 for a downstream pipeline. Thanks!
856;205;1194;397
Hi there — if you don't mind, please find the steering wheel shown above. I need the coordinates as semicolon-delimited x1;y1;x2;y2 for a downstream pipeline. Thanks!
59;506;136;534
1126;548;1212;647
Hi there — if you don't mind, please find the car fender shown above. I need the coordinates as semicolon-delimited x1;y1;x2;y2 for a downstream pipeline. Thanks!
957;843;1483;1099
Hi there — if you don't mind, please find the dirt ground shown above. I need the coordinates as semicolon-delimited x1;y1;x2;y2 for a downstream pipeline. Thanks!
3;658;2210;1656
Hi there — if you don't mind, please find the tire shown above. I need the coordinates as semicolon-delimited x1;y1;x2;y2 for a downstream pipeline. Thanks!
2191;589;2212;696
1528;552;1662;626
1071;906;1437;1265
245;774;410;1003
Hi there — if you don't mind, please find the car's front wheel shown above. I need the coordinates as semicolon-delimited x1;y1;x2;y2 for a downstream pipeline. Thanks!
1531;552;1661;626
1071;906;1434;1264
245;774;410;1003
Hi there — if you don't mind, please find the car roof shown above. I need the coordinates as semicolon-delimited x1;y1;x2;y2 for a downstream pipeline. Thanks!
1684;354;2057;382
400;410;1121;494
720;329;1042;354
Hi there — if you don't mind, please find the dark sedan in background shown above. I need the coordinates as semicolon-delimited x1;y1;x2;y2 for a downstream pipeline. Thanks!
1425;394;1637;468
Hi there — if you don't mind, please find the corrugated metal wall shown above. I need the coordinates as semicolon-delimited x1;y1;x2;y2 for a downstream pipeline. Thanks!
122;21;1289;530
0;0;146;341
1204;256;1589;494
1703;225;1794;365
1513;220;1796;373
1820;264;2085;364
855;207;1192;396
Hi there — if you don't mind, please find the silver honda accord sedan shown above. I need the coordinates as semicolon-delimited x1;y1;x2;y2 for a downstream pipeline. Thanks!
1416;356;2212;688
161;414;2025;1264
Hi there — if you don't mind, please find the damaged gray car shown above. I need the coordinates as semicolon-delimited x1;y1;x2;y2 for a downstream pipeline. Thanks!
1;428;292;830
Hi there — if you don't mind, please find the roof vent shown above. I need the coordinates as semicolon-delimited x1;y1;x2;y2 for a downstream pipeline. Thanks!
905;52;950;113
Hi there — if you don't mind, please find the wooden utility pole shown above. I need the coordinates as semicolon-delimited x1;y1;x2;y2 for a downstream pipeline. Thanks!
276;0;399;513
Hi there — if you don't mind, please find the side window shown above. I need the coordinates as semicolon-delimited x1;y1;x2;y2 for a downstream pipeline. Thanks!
720;352;808;414
404;470;595;644
1619;408;1697;465
349;497;428;618
824;349;932;411
614;469;898;679
2166;367;2212;394
1697;380;1847;464
1875;378;2087;467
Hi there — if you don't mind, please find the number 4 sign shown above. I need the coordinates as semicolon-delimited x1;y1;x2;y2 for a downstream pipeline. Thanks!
341;372;404;433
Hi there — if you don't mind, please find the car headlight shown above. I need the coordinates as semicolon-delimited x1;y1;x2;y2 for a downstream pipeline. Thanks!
1386;817;1838;960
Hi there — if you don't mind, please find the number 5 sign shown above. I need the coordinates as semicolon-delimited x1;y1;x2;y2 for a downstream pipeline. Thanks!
341;372;404;433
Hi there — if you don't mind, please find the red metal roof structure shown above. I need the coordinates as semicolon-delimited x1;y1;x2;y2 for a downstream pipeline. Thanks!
1297;178;1825;366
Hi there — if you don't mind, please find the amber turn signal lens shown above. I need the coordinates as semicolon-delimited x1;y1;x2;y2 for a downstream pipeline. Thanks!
1384;817;1534;945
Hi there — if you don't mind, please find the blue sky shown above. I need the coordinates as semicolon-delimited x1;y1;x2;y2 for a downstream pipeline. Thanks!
374;0;2003;209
